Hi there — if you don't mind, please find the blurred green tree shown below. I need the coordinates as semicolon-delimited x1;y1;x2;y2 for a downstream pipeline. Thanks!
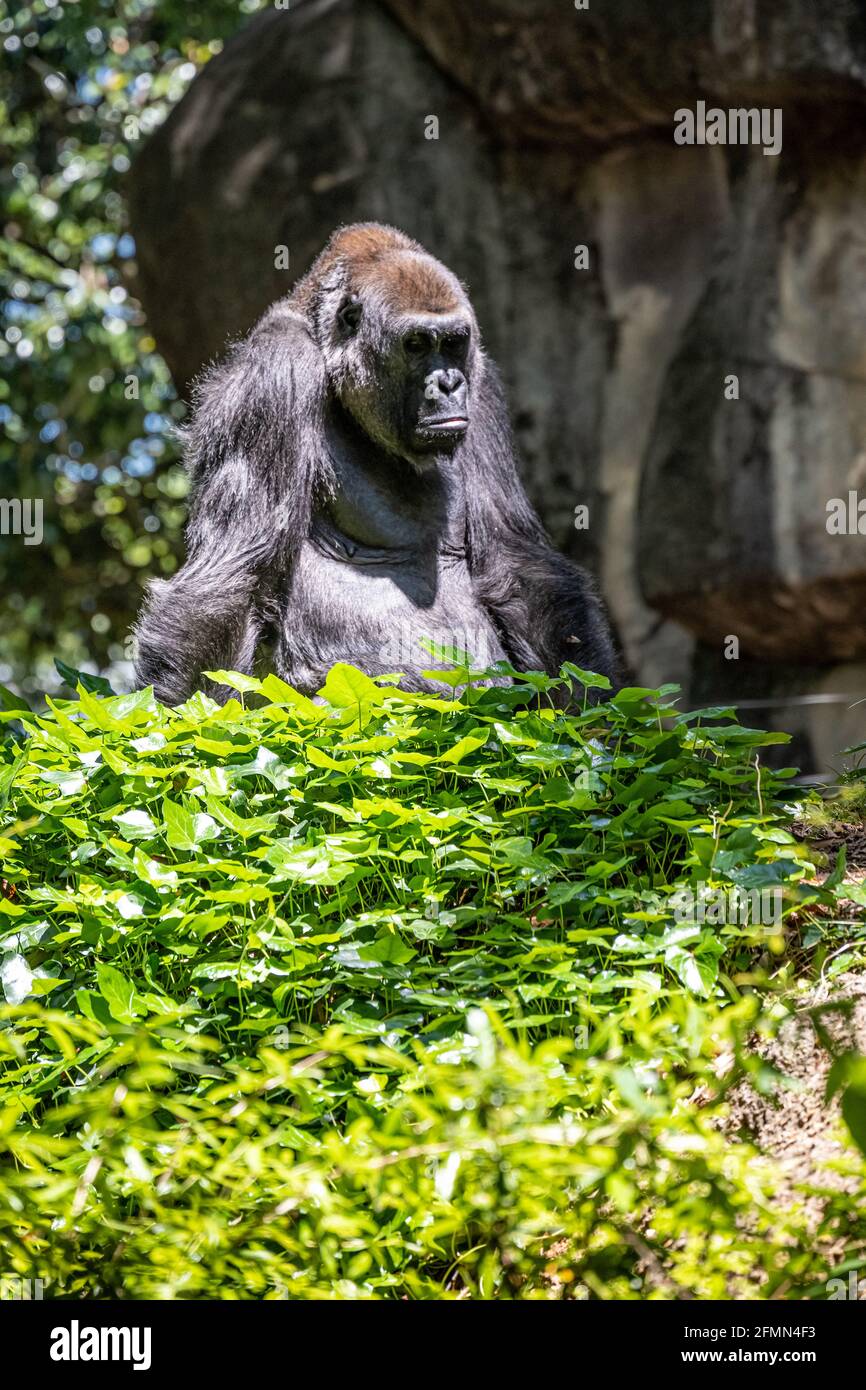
0;0;267;696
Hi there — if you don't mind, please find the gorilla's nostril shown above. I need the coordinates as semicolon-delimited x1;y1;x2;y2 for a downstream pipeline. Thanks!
426;368;461;399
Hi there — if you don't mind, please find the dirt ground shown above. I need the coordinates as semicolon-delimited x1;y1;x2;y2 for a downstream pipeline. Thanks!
791;820;866;872
727;972;866;1234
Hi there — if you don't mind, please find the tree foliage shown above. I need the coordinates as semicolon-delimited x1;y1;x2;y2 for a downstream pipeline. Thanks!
0;0;268;695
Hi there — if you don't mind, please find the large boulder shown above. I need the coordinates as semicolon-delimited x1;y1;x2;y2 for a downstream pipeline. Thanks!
383;0;866;142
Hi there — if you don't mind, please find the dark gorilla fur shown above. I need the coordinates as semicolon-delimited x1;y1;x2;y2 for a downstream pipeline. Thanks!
134;223;619;704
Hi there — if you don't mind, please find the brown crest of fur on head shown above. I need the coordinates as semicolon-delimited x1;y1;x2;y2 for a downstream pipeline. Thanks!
362;251;463;317
290;222;465;320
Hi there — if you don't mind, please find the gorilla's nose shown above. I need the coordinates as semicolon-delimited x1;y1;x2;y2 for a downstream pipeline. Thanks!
426;368;466;407
436;368;463;396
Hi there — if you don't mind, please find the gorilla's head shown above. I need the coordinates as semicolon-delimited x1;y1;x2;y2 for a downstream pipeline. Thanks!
296;224;480;470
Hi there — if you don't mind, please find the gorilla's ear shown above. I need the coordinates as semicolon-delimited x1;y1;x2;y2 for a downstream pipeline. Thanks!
184;304;330;565
336;294;363;336
461;356;546;567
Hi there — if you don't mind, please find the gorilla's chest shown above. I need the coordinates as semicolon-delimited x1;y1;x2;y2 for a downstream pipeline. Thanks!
273;453;505;692
279;526;506;691
273;439;507;692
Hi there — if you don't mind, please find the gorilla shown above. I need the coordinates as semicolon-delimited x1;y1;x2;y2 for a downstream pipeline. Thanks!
134;223;618;703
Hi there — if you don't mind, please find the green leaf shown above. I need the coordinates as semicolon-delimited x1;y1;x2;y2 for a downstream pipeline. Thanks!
841;1080;866;1157
664;946;716;997
358;934;417;965
560;662;611;691
439;730;489;764
0;951;34;1004
54;658;115;696
319;663;382;708
95;962;143;1024
259;673;322;717
0;683;30;714
204;669;265;694
163;799;220;851
825;845;847;891
307;744;352;770
113;809;158;840
76;685;125;732
419;637;473;666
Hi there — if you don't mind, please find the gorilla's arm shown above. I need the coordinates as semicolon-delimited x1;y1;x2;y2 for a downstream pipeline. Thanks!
133;515;268;707
473;539;619;684
463;363;620;691
134;305;325;704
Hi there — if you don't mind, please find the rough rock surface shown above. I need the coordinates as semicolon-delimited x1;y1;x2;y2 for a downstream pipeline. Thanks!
128;0;866;757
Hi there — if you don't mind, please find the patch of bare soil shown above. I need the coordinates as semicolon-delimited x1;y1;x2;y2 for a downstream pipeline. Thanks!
727;972;866;1232
791;820;866;873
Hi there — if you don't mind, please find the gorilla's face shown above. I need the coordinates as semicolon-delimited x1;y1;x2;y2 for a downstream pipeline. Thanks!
326;252;478;470
392;318;472;454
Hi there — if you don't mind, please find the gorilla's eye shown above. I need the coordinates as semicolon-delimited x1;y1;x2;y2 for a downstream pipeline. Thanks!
337;296;363;335
404;330;432;357
442;332;469;361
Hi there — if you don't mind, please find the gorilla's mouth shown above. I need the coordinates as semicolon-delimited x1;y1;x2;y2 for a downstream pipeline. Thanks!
415;416;469;440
